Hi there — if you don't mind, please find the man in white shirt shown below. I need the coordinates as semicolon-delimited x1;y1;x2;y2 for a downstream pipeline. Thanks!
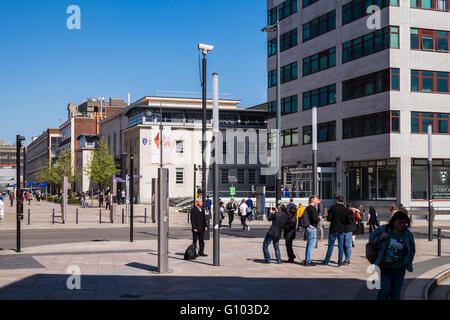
239;199;249;231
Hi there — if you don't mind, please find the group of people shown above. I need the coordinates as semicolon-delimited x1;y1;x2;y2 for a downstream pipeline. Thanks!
224;197;255;230
261;195;415;300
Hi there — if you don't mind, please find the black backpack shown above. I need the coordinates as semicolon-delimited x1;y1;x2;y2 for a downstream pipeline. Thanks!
184;244;197;260
365;226;388;264
299;209;310;228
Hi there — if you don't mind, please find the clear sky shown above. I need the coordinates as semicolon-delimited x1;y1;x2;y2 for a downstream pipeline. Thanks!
0;0;268;145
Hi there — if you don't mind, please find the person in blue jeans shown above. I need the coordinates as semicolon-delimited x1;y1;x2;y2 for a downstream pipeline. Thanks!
322;196;352;266
343;203;355;265
304;195;320;266
369;211;415;300
262;205;289;264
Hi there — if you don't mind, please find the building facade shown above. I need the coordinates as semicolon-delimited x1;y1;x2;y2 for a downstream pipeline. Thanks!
100;96;269;203
25;129;61;184
265;0;450;208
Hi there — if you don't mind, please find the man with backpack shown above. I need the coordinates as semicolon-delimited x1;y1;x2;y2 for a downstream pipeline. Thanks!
190;199;208;257
226;198;237;228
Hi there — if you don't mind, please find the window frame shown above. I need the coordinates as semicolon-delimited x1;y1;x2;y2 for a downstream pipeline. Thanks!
411;112;450;134
411;70;450;94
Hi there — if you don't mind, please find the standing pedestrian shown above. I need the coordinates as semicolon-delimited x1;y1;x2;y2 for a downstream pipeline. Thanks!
121;189;126;205
367;206;380;233
105;193;111;210
296;203;305;232
284;204;297;263
226;198;237;228
369;211;415;300
317;200;325;242
322;196;352;266
262;205;289;264
285;185;290;198
304;195;320;266
358;204;366;234
190;199;208;257
239;199;249;231
9;191;14;207
205;196;212;218
218;201;225;229
251;184;255;196
292;184;297;198
27;192;33;205
349;203;361;247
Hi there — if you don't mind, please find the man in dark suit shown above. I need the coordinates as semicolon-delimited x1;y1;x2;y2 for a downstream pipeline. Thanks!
262;204;289;264
190;199;208;257
284;204;297;263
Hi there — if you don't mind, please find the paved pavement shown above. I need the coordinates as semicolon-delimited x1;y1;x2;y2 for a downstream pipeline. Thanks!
0;201;449;300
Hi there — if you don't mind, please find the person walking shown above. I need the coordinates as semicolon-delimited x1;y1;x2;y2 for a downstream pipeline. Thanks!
322;196;352;266
262;205;289;264
9;191;14;207
105;193;111;210
284;204;297;263
304;195;320;266
27;192;33;205
226;198;237;228
369;211;415;300
246;197;254;221
190;199;208;257
239;199;249;231
367;206;380;233
343;203;354;265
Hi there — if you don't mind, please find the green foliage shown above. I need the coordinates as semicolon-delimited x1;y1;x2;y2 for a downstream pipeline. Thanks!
84;137;117;192
53;149;78;185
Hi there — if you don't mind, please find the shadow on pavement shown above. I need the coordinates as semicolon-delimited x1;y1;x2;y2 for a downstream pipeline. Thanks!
0;273;375;300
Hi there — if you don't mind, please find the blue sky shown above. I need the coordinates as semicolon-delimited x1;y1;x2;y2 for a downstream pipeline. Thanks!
0;0;268;144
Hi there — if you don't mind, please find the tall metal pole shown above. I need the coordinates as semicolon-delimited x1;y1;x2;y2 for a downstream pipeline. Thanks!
130;151;134;242
160;102;163;169
202;54;209;240
16;135;22;253
275;15;282;205
212;72;220;266
428;124;433;241
312;106;318;196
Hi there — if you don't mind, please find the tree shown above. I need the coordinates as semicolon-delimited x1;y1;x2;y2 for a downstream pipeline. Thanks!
37;160;58;195
84;137;117;193
53;149;79;186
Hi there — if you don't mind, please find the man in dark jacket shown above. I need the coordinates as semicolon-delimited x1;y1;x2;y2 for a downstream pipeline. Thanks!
322;196;353;266
262;204;289;264
343;203;355;265
226;198;237;228
304;195;320;266
190;199;208;257
284;204;297;263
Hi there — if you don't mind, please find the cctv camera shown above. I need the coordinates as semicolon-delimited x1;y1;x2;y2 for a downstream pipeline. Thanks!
198;43;214;54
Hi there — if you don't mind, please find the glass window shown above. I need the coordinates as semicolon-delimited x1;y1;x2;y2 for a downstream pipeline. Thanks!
437;32;449;51
377;165;397;199
303;126;311;144
422;77;434;92
437;77;448;93
422;0;432;8
422;36;434;50
390;26;399;48
176;168;184;184
411;28;419;49
176;141;184;154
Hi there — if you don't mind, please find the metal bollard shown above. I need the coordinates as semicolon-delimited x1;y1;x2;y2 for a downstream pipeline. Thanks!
76;208;79;225
52;208;55;224
145;208;147;224
99;209;102;224
28;209;30;225
438;228;442;257
122;208;124;224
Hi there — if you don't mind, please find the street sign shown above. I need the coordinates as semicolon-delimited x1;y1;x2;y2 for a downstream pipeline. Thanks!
230;187;236;196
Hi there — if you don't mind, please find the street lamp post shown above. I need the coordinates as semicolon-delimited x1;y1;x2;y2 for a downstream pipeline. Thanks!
262;12;281;205
428;124;433;241
312;106;318;196
198;43;214;240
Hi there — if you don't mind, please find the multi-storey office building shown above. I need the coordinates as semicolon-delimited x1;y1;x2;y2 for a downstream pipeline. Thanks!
266;0;450;208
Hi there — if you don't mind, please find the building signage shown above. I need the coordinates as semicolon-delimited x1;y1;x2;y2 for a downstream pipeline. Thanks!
433;170;450;199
